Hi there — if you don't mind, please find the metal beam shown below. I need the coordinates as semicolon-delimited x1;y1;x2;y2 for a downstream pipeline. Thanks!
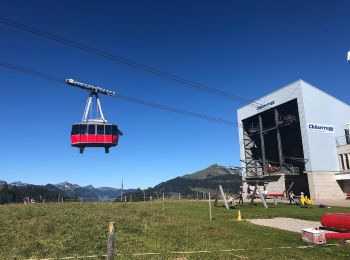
66;79;116;96
275;109;284;167
258;115;267;173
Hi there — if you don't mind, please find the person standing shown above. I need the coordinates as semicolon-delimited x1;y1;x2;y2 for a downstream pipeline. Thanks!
238;189;244;205
289;191;295;205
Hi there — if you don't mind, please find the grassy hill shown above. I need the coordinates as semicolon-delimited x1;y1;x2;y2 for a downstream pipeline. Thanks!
152;164;242;197
0;201;349;259
182;164;227;179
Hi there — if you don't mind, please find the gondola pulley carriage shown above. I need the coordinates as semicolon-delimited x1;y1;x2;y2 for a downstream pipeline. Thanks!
66;79;123;153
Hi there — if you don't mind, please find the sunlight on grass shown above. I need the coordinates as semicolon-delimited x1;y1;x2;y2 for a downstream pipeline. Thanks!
0;201;349;259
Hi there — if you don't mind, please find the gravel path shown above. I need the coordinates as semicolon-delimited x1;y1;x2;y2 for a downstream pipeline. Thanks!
247;218;324;233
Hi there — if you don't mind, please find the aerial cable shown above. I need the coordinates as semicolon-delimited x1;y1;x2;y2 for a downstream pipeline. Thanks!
0;16;260;106
0;60;239;126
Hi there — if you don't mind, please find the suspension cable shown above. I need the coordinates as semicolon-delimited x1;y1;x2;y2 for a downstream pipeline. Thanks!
0;16;260;106
0;60;239;126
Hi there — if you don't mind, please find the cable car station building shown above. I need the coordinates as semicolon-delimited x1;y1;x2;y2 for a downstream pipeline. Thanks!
237;80;350;200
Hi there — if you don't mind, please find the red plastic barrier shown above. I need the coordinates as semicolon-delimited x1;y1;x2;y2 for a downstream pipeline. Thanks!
320;213;350;231
267;193;284;197
325;232;350;239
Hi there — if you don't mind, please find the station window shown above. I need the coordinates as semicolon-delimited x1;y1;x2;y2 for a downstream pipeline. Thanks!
88;124;96;135
340;154;345;170
345;129;350;145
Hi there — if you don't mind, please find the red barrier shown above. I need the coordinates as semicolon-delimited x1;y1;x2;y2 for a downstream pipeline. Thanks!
325;233;350;239
320;213;350;231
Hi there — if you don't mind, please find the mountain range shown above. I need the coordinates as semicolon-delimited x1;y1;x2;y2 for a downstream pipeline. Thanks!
123;164;242;200
0;181;134;203
0;164;242;203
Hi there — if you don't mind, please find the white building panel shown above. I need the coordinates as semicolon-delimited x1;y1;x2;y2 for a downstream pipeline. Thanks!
237;80;350;173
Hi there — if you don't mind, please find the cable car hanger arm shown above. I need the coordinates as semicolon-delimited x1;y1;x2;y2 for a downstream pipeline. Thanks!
66;79;116;96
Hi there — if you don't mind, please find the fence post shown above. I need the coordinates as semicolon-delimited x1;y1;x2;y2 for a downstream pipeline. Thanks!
162;192;165;211
208;193;212;221
107;222;115;260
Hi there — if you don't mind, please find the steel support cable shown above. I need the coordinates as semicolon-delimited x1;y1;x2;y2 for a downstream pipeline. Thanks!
0;16;259;106
0;60;239;126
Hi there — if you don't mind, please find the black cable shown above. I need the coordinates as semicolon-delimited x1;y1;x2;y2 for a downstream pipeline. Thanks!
0;60;238;126
0;16;260;106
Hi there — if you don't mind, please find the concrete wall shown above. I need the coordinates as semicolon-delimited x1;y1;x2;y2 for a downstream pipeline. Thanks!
237;80;350;173
266;175;285;194
237;80;350;199
307;172;345;200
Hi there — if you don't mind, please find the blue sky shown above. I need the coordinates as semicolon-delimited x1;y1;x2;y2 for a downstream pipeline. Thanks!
1;0;350;188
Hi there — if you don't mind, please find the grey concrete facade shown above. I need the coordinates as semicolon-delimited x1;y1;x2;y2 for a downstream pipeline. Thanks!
237;80;350;199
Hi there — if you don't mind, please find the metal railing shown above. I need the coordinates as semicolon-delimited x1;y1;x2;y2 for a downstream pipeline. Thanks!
243;159;301;178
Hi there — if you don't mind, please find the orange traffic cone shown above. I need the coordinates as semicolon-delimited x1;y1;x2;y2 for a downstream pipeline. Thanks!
237;210;242;221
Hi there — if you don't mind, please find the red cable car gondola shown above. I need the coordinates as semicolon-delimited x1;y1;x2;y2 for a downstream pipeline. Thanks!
66;79;123;153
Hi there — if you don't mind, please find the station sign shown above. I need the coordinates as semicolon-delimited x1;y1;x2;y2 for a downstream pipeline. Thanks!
308;123;335;134
256;100;275;111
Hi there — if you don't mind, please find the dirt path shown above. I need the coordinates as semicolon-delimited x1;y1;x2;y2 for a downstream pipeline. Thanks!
247;218;325;233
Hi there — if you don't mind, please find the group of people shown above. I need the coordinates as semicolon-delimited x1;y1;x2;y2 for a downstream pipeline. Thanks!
23;195;45;204
288;191;313;207
23;197;35;204
246;184;268;199
226;188;244;207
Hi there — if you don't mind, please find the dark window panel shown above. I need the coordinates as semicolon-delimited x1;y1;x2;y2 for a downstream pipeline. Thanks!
97;125;104;135
79;124;87;134
105;125;112;135
71;125;79;135
88;124;96;134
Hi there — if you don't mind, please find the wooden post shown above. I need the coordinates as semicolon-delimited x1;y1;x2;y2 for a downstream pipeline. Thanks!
250;185;257;204
214;187;219;207
162;192;165;211
143;190;145;202
107;222;115;260
219;185;229;210
178;193;181;200
208;193;212;221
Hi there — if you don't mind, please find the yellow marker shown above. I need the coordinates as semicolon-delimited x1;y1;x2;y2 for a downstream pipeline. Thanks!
237;210;242;221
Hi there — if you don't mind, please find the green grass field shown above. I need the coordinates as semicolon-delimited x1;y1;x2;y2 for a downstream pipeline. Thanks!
0;201;349;259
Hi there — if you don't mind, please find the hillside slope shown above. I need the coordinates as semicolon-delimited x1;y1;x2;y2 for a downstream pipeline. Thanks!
126;164;242;200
